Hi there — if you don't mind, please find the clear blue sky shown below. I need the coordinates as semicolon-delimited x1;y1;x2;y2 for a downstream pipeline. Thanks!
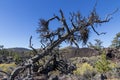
0;0;120;48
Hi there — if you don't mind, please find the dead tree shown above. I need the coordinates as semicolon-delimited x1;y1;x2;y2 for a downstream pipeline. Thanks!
8;9;113;80
29;9;111;74
31;9;110;63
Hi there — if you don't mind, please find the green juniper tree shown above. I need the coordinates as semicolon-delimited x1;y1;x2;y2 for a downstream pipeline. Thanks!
87;39;103;50
110;32;120;48
95;51;111;73
0;45;4;50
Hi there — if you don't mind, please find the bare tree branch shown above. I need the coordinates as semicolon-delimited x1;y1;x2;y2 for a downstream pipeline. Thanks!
73;40;79;48
106;8;119;20
91;25;106;35
60;9;70;33
70;13;77;29
29;36;38;54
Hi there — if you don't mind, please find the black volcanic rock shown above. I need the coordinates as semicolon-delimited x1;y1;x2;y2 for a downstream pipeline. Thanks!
60;47;99;59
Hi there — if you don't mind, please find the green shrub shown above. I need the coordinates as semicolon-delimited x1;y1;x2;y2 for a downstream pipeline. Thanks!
12;52;21;64
88;56;101;67
95;51;111;73
74;62;94;75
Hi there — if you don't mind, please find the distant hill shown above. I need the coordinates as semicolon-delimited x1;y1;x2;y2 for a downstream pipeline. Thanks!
4;46;99;59
7;47;30;53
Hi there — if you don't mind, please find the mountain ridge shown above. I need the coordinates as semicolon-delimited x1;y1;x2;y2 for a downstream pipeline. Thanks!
6;47;30;53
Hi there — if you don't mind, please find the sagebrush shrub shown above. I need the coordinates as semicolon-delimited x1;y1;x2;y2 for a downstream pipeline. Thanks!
74;62;94;75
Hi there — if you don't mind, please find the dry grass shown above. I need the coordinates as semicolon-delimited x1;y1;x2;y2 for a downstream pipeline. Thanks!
0;63;16;73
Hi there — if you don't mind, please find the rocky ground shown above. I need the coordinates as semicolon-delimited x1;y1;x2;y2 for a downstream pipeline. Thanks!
0;47;120;80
